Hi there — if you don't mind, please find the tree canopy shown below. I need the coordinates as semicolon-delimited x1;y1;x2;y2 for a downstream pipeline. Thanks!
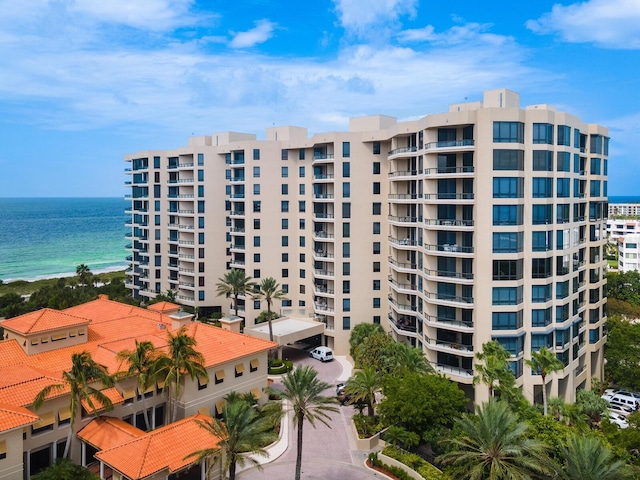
603;316;640;390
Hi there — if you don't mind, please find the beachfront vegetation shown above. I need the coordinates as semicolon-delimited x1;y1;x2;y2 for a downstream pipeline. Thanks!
0;268;131;319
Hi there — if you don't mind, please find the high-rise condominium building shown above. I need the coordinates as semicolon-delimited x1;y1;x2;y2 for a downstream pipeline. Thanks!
125;89;609;404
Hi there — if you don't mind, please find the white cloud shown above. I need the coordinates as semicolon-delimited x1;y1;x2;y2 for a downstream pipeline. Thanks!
398;22;511;47
229;20;276;49
527;0;640;49
333;0;417;38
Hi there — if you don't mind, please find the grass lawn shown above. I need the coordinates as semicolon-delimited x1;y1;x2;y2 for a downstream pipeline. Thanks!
608;259;618;269
0;271;127;296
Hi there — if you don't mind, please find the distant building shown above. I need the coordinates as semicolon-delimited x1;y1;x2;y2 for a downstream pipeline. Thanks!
125;88;609;406
609;203;640;218
618;234;640;273
0;295;274;479
606;219;640;238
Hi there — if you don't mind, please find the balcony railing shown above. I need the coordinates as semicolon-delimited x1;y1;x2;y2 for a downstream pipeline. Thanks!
313;153;334;160
424;336;474;353
388;146;418;156
425;315;473;330
388;170;420;178
432;362;474;378
425;139;474;150
313;231;334;239
388;193;421;200
424;219;474;227
423;268;473;280
424;291;474;304
424;243;474;254
424;193;474;200
388;314;418;333
424;166;474;175
388;215;417;223
388;236;421;247
388;276;418;291
388;296;417;312
314;269;334;277
388;256;416;270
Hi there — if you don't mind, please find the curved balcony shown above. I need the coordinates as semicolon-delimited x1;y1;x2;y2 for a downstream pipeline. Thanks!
313;213;335;222
424;243;474;256
423;268;474;283
388;193;421;203
388;256;417;273
423;193;474;204
424;291;474;308
313;284;335;298
424;139;475;151
313;231;335;242
431;362;474;382
313;269;335;279
388;170;420;181
424;336;474;357
314;302;334;314
388;146;418;160
388;276;419;295
313;250;335;262
423;219;474;231
388;314;419;339
387;295;418;315
388;236;421;250
424;315;473;333
388;215;418;226
423;166;474;178
179;281;195;290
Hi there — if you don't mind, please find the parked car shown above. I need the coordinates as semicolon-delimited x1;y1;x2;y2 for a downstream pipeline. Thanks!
608;400;636;417
602;391;640;411
310;346;334;362
608;411;629;428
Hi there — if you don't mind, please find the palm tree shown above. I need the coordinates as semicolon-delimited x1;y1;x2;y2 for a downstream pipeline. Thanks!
33;351;115;459
438;399;551;480
186;398;274;480
152;326;208;423
473;341;514;398
381;342;433;375
559;434;634;480
216;269;256;316
254;277;287;344
76;264;92;288
344;367;381;417
525;346;564;416
276;365;339;480
116;340;157;431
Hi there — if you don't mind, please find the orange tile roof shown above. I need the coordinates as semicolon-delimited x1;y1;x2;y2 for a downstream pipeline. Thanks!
0;365;68;406
80;387;124;413
0;340;28;368
1;308;90;335
77;416;145;450
147;301;181;313
96;413;219;479
0;402;39;432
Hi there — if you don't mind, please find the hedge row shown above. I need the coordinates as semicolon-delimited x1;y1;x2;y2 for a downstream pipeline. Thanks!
382;446;444;480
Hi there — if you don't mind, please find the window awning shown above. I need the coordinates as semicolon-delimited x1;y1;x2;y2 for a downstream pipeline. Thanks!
198;406;210;416
250;388;262;400
235;364;245;375
215;400;225;415
215;370;225;381
0;440;7;455
198;376;209;386
123;388;136;400
142;384;155;395
33;412;54;429
157;377;166;390
58;407;72;422
250;359;259;369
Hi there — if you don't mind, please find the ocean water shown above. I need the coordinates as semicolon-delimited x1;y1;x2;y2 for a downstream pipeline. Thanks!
0;198;128;282
609;196;640;204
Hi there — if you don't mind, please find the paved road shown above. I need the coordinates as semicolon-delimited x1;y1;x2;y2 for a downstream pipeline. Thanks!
238;347;381;479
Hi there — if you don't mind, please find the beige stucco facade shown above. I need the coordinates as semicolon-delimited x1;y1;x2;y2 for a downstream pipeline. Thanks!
125;88;608;405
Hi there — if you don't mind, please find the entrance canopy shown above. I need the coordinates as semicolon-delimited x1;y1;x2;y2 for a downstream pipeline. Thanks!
244;317;325;346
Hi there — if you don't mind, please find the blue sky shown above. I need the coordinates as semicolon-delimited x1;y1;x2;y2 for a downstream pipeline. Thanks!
0;0;639;197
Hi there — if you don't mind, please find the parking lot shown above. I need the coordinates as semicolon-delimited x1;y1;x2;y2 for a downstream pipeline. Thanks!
238;346;381;479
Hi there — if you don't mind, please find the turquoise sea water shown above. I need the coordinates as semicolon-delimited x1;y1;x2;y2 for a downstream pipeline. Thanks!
0;198;128;282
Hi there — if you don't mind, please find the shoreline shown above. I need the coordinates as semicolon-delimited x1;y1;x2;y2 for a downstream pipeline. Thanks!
1;265;128;284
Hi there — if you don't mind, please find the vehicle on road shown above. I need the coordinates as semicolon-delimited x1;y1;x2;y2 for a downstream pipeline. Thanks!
310;346;334;362
336;382;351;405
608;411;629;428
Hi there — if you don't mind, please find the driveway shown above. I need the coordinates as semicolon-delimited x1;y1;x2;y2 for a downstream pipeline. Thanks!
238;346;379;479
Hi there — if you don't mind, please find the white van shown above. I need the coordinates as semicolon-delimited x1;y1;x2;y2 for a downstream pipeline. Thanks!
310;346;334;362
603;391;640;411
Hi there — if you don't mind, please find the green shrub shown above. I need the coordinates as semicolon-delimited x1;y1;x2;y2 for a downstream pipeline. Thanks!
353;414;384;438
383;445;444;480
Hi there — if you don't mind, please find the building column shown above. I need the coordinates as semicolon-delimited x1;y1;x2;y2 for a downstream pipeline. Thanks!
81;442;86;466
100;461;105;480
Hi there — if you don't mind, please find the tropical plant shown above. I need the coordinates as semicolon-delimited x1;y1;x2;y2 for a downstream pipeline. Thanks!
344;367;381;417
253;277;287;347
116;340;157;430
383;425;420;450
75;264;92;287
32;457;99;480
381;341;434;375
152;326;208;423
558;434;634;480
216;269;256;316
473;341;515;399
525;346;564;416
186;397;274;480
576;389;609;427
274;365;339;480
438;399;551;480
349;322;385;360
33;351;115;459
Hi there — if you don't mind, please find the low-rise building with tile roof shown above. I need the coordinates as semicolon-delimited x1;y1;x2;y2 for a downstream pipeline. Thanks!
0;295;275;479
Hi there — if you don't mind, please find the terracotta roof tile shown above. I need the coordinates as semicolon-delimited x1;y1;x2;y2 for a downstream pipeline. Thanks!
1;308;90;335
77;416;145;450
0;340;27;368
80;387;124;413
147;301;181;313
0;402;39;432
96;413;219;479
